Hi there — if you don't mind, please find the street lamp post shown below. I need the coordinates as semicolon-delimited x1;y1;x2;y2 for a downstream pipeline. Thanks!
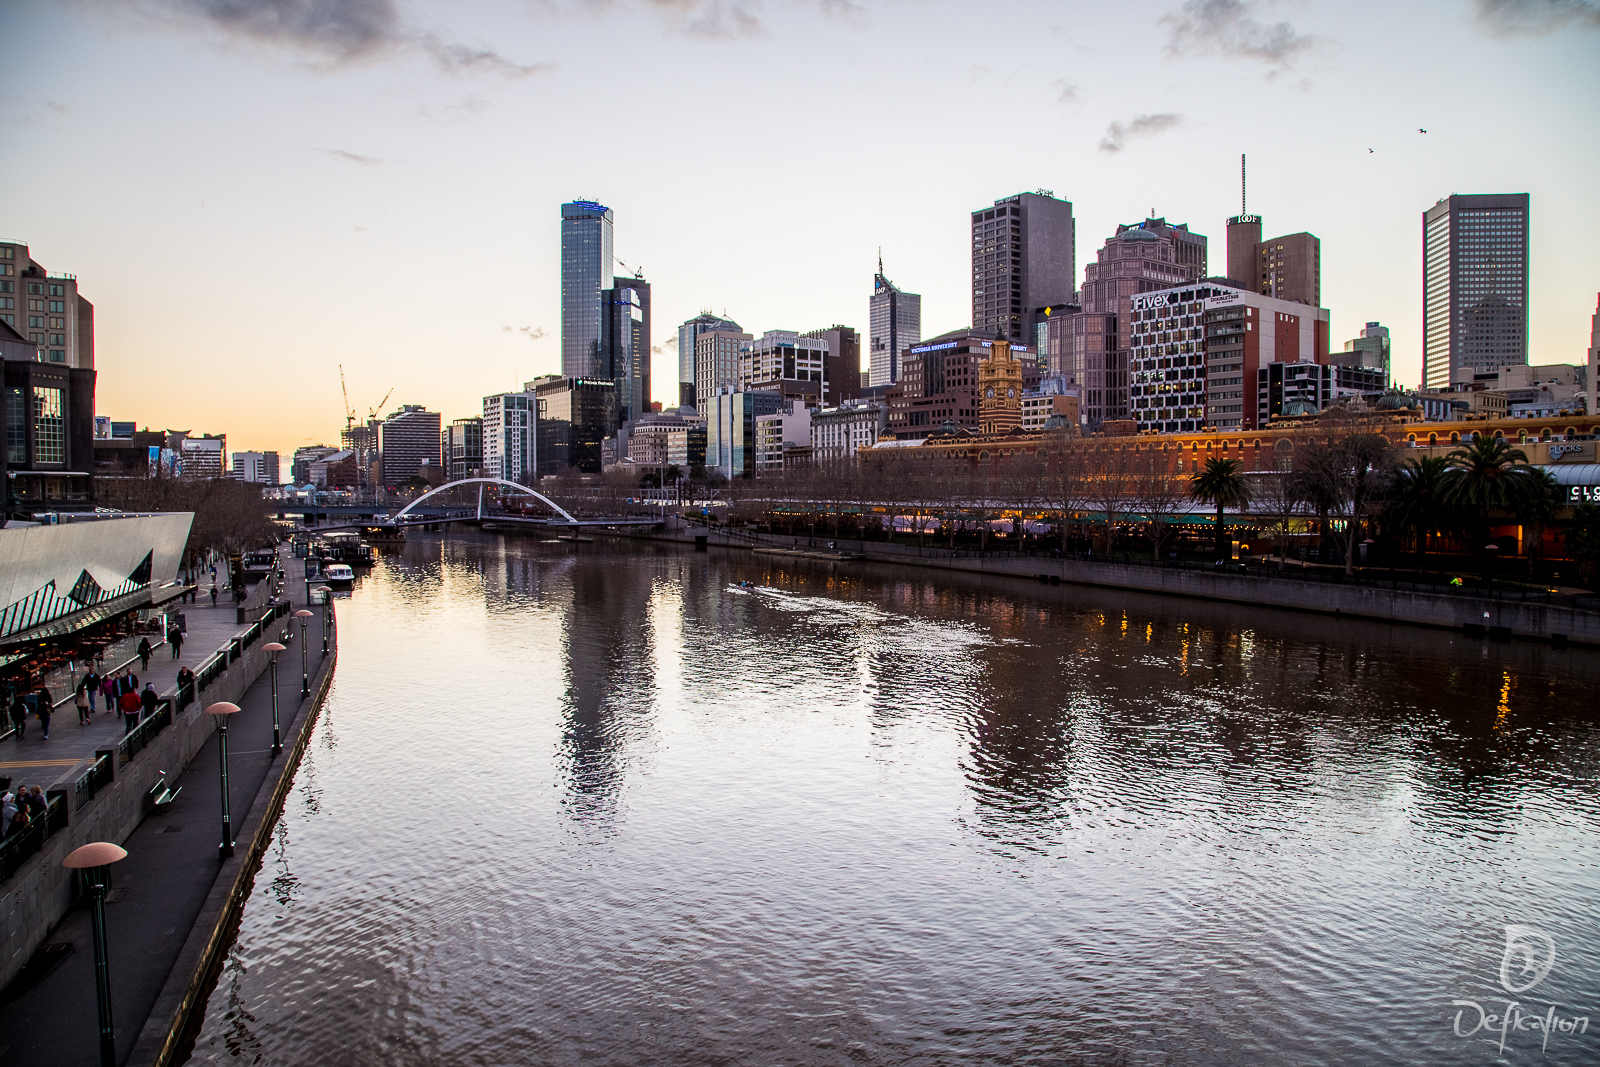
63;841;129;1067
314;586;333;657
295;609;314;697
205;702;242;858
262;642;286;757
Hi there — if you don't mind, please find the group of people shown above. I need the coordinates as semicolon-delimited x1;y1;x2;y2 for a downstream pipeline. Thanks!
78;668;162;734
1;785;50;838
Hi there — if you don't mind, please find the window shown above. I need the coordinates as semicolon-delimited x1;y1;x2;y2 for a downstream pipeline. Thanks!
5;388;23;462
48;350;65;362
48;284;64;297
48;300;63;312
28;283;42;295
32;387;65;464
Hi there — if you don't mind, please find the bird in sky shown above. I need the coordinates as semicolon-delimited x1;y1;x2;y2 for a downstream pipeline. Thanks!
1419;127;1428;133
1368;148;1374;153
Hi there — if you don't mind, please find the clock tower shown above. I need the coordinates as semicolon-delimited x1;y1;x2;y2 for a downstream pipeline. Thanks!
978;333;1023;436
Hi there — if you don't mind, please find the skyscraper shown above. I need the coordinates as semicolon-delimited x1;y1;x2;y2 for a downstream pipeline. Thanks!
561;200;614;379
678;313;742;409
1587;294;1599;419
971;192;1075;345
0;240;94;368
1052;217;1206;430
1223;156;1321;307
1335;321;1391;381
868;259;920;387
1422;193;1530;389
378;405;441;486
483;390;538;483
602;275;650;424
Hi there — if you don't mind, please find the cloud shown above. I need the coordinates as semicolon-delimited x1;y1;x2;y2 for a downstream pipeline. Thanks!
1049;79;1082;105
0;97;74;127
418;94;491;122
503;326;548;341
1162;0;1325;73
1473;0;1600;34
322;148;382;165
1098;113;1182;153
105;0;549;75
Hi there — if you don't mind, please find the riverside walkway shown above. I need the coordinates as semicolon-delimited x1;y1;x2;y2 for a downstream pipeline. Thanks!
0;548;338;1067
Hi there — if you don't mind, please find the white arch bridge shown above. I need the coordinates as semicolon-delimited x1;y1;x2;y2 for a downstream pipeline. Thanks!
317;478;666;533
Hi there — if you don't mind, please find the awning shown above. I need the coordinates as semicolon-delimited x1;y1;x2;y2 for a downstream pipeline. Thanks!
0;588;152;656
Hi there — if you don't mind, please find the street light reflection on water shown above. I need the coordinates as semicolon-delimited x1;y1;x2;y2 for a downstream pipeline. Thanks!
189;533;1600;1066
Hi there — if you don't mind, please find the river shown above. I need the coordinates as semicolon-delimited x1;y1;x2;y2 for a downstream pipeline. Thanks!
186;532;1600;1066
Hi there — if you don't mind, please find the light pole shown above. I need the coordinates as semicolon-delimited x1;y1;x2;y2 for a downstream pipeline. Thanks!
314;586;333;657
206;702;241;858
63;841;129;1067
295;609;314;697
262;642;286;757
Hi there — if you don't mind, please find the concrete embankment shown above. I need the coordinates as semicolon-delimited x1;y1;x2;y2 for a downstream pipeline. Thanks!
613;518;1598;648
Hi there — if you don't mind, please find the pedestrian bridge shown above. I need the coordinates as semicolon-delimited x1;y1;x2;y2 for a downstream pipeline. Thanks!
310;478;666;534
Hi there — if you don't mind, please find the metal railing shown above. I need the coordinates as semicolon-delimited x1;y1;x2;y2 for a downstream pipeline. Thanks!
73;750;114;809
0;793;68;883
196;651;227;691
118;701;173;763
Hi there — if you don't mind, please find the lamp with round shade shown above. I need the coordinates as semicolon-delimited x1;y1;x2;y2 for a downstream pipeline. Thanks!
295;610;313;696
206;701;241;858
262;642;287;756
64;842;128;1067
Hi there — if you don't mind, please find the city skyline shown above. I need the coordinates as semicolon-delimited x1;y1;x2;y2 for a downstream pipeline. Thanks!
1;0;1595;458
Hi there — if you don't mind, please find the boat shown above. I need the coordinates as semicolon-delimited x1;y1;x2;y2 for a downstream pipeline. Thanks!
324;563;356;588
321;531;374;565
556;535;594;544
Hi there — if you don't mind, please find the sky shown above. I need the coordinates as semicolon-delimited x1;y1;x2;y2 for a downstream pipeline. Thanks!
1;0;1597;459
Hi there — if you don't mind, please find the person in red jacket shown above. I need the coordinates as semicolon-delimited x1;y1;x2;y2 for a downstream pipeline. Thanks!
119;687;142;734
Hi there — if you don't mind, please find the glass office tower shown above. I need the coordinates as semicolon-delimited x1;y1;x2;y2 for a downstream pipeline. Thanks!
603;281;648;425
868;263;920;388
1422;193;1529;389
561;201;614;380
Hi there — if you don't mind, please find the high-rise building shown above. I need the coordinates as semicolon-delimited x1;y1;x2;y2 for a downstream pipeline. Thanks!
231;451;280;485
1422;193;1530;389
1588;295;1599;418
677;313;742;409
1052;217;1207;430
179;434;226;479
694;327;752;412
1126;282;1329;433
971;192;1076;346
707;389;784;479
3;317;96;509
869;259;921;387
802;325;860;406
561;200;615;380
886;329;1033;436
1222;160;1320;307
482;392;538;483
739;330;829;406
531;375;617;475
1335;322;1391;380
0;241;94;370
378;405;441;486
602;275;650;425
443;417;483;482
290;445;340;485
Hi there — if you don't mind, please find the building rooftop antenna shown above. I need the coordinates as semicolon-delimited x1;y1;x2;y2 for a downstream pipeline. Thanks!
1241;153;1247;217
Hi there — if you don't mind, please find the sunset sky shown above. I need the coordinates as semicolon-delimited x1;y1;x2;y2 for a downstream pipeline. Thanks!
2;0;1596;458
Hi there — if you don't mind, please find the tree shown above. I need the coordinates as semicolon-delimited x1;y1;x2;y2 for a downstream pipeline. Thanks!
96;476;278;563
1082;442;1139;554
1384;455;1457;569
1442;436;1538;565
1566;503;1600;585
1134;446;1189;560
1190;457;1251;561
1519;468;1563;568
1253;469;1304;567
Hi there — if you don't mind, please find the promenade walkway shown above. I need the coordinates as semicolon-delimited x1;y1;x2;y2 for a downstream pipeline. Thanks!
0;547;336;1067
0;577;288;802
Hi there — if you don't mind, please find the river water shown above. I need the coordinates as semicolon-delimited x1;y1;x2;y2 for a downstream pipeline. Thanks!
187;533;1600;1066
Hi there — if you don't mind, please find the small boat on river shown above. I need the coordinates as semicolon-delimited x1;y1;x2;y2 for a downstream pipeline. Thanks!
324;563;356;588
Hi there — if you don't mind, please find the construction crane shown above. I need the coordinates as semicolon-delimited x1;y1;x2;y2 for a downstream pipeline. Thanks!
339;365;357;431
367;388;394;421
616;258;644;279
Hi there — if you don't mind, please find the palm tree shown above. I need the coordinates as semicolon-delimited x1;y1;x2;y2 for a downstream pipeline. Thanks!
1385;455;1455;570
1520;467;1562;571
1442;435;1537;571
1191;457;1251;561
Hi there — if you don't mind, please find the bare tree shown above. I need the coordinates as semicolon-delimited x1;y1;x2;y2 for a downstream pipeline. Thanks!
1134;445;1189;560
1082;441;1139;555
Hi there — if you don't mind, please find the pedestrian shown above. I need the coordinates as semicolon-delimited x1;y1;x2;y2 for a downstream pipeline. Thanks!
176;666;196;700
10;693;28;739
74;682;90;725
138;636;153;670
1;791;15;836
140;683;159;720
168;624;183;659
82;668;101;713
7;795;28;835
33;686;51;739
25;785;46;818
210;585;219;608
119;688;142;734
101;672;116;710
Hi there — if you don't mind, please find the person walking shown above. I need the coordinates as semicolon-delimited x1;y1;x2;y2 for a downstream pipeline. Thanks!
119;687;142;734
102;671;117;711
82;668;101;713
138;636;153;671
74;682;90;725
24;785;46;819
33;686;52;740
1;791;15;836
8;693;26;739
168;624;183;658
140;683;159;720
210;585;219;608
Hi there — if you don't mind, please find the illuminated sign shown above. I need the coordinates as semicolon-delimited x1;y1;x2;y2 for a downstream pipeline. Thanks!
1569;485;1600;503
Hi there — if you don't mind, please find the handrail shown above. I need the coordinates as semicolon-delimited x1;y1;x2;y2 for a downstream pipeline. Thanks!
73;750;114;809
118;701;173;763
0;794;68;883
